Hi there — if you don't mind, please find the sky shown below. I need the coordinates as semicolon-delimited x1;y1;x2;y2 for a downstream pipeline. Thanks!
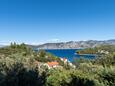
0;0;115;45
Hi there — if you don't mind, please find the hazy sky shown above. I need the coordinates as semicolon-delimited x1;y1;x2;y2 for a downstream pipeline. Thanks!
0;0;115;44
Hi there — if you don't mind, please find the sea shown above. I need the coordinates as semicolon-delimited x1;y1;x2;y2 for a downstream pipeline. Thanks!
45;49;96;62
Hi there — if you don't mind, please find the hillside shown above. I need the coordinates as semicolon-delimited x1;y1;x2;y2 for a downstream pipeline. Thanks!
29;39;115;49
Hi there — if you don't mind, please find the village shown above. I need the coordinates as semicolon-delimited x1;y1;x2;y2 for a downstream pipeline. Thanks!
34;57;76;69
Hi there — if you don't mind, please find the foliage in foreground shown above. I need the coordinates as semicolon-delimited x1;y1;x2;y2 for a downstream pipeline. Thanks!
0;43;114;86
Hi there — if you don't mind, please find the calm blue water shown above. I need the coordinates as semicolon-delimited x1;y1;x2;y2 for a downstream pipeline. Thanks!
45;49;96;62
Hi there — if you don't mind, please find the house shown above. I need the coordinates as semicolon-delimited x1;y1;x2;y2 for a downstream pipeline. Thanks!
98;50;109;55
47;61;60;69
60;58;76;68
60;58;68;63
34;61;62;69
34;61;48;69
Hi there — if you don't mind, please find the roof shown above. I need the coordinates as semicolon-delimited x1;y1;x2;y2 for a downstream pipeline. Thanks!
47;61;59;67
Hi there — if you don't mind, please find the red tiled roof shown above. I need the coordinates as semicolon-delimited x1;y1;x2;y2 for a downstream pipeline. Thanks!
47;61;59;67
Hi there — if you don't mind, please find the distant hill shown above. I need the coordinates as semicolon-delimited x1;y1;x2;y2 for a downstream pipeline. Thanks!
0;45;6;48
28;39;115;49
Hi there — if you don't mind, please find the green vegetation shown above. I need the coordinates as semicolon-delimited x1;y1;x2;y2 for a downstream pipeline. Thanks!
0;43;114;86
77;45;115;55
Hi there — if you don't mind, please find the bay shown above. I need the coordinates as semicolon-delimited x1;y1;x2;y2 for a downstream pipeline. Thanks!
45;49;96;62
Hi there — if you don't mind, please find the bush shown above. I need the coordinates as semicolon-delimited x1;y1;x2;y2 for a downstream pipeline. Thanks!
99;67;115;86
46;69;103;86
0;62;47;86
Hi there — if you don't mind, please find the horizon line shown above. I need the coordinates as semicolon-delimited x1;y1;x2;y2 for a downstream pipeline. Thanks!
0;39;115;45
